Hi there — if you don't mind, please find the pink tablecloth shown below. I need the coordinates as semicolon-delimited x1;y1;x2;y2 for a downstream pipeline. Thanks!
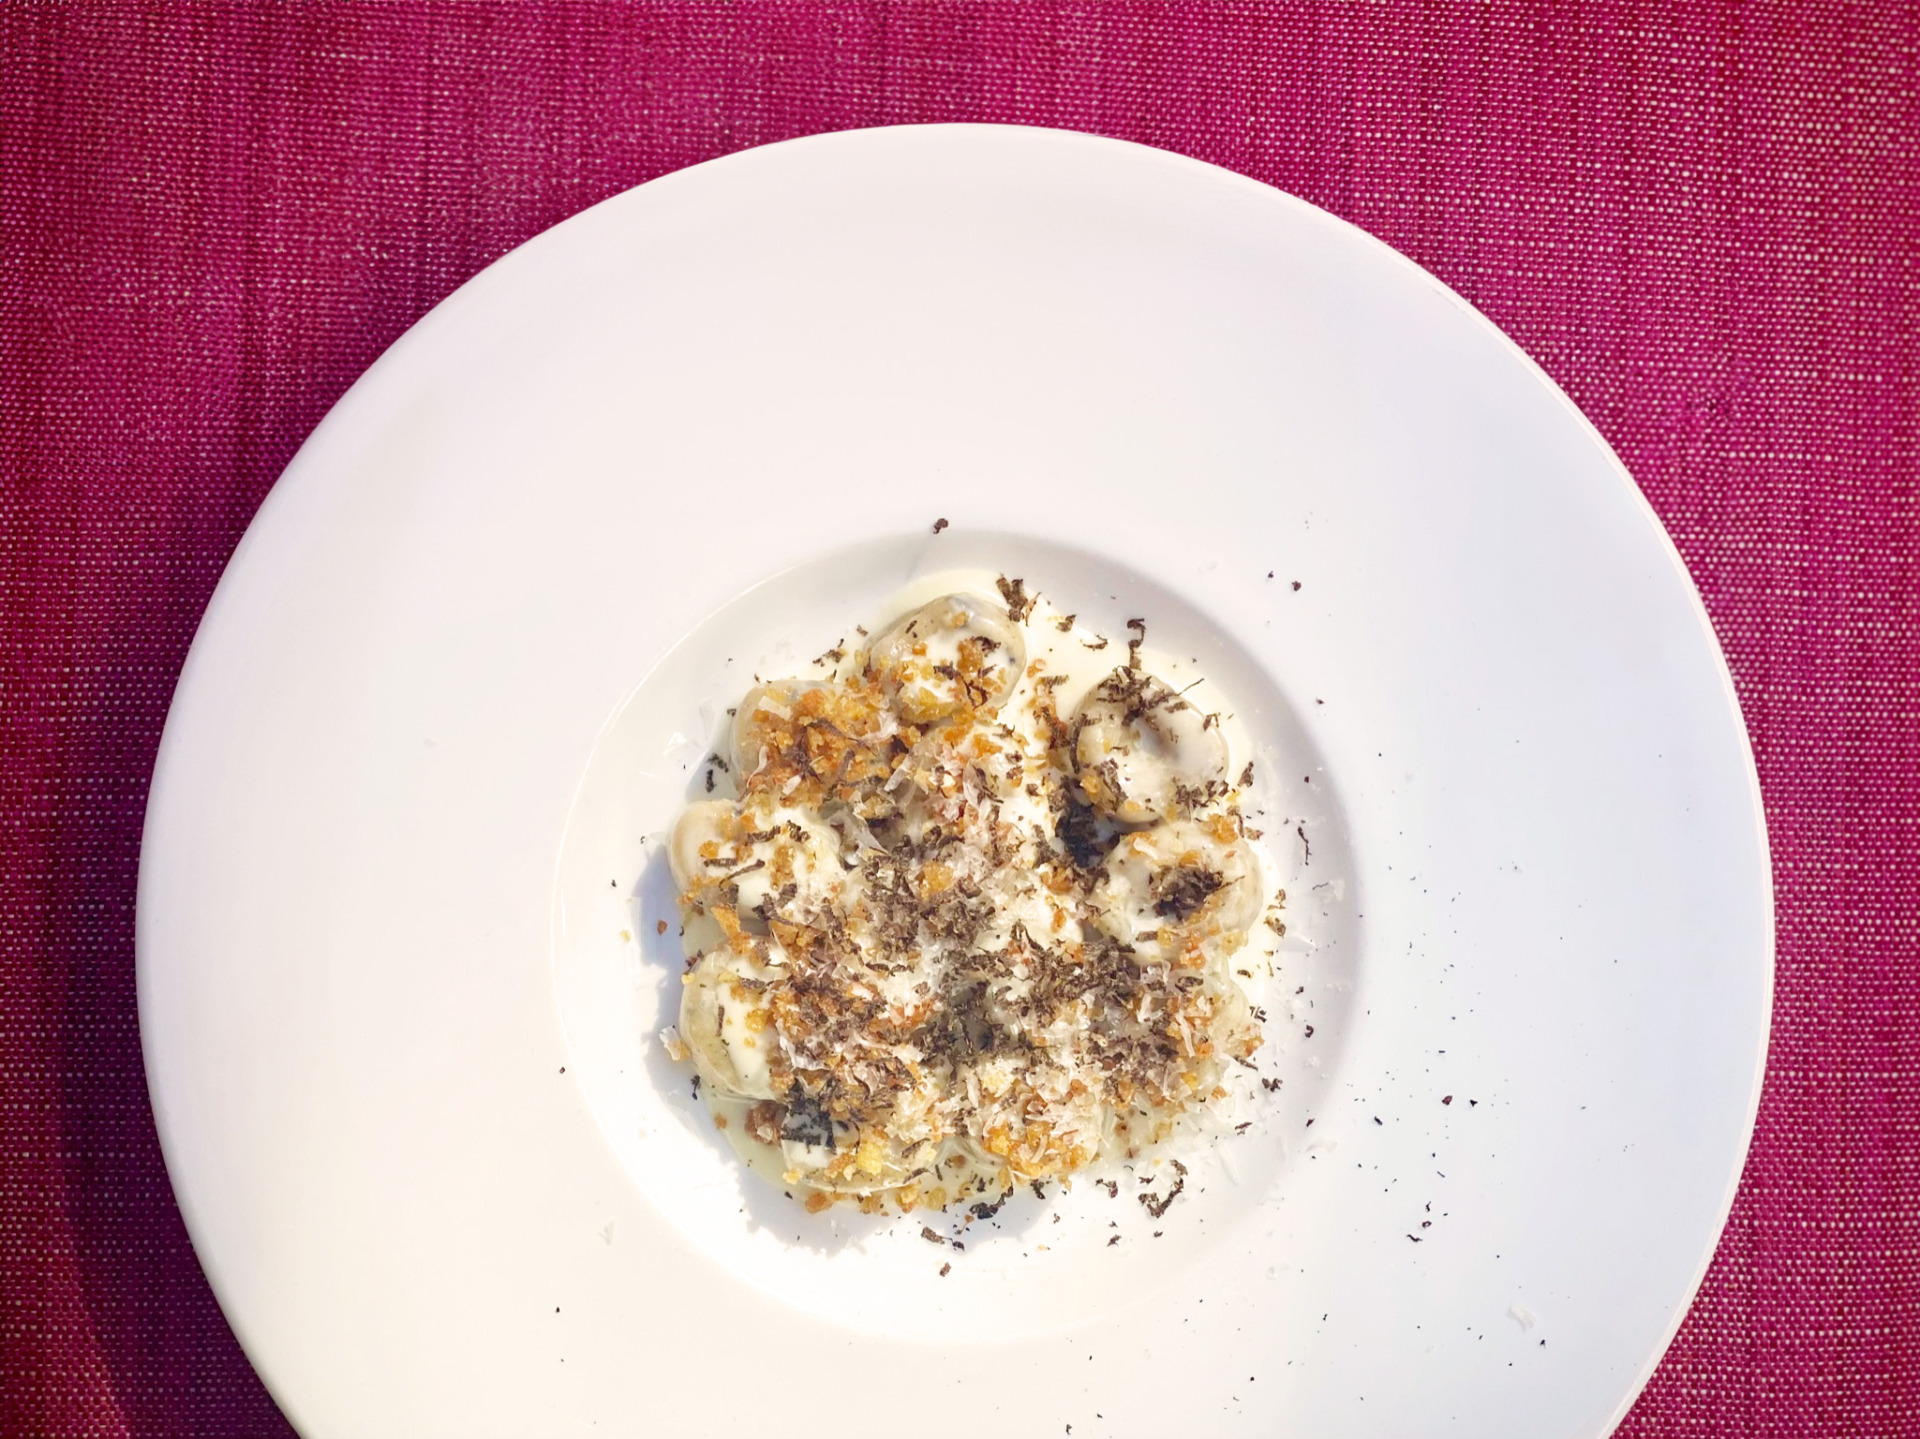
2;5;1914;1435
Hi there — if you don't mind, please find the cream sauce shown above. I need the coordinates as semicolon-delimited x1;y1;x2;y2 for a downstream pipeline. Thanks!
680;568;1286;1205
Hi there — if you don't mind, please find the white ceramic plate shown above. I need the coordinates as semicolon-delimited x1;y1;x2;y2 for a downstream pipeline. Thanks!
138;125;1771;1439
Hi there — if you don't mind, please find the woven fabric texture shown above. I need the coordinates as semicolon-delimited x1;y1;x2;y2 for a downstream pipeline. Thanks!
2;4;1915;1436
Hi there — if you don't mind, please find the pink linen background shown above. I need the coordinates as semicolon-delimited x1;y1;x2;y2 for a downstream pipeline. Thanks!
2;3;1915;1436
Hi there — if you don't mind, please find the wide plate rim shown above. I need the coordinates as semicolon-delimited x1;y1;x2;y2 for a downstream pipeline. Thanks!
136;122;1774;1439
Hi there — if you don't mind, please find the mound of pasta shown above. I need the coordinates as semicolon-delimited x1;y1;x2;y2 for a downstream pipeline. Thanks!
663;583;1275;1212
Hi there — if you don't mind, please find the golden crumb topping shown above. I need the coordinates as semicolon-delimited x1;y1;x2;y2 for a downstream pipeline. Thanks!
666;584;1275;1211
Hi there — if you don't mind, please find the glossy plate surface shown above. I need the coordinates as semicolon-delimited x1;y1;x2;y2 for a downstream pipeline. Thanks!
138;124;1770;1439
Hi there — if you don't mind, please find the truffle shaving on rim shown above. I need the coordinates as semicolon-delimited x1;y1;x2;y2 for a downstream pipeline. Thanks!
661;575;1282;1214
